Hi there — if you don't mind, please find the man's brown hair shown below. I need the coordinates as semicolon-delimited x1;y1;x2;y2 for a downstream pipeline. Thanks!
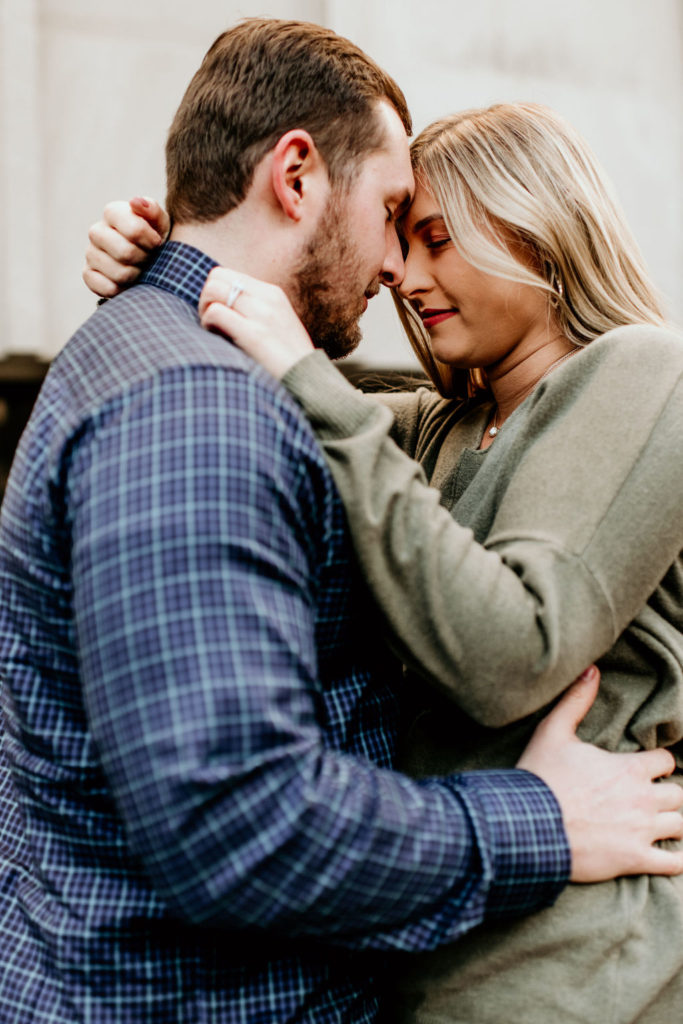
165;18;412;224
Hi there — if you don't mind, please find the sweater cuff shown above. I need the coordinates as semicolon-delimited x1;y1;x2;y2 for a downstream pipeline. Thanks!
452;768;570;921
281;350;391;437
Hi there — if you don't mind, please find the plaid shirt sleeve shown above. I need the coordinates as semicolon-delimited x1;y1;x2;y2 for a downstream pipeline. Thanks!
69;361;569;954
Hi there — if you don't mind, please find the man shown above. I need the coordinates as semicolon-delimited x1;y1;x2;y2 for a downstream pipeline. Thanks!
2;19;681;1024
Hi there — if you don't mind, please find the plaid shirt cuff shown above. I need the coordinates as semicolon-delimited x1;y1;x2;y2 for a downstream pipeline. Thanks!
455;767;570;921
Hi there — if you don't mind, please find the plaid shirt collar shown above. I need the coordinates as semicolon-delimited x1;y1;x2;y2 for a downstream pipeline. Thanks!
139;240;219;310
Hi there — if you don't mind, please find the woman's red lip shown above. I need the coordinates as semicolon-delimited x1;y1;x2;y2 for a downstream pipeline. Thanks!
420;310;458;327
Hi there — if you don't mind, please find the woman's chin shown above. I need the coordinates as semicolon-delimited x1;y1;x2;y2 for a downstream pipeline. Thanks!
429;340;474;368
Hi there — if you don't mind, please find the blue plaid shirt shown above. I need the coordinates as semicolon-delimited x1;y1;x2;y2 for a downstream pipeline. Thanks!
0;242;569;1022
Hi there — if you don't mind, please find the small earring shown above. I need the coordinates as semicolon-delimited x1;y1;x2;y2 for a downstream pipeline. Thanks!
547;262;564;305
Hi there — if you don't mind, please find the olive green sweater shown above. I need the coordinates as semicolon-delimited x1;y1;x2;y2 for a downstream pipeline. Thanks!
282;324;683;1024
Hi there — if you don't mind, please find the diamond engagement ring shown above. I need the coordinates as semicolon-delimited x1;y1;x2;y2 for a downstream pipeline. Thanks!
225;280;244;309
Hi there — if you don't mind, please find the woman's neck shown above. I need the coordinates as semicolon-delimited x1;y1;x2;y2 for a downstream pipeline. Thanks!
488;335;578;423
478;332;579;450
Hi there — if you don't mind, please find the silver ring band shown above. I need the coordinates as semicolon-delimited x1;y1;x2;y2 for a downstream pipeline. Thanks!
225;281;244;309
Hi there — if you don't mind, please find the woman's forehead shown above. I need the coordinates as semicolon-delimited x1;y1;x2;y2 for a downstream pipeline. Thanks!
401;182;442;233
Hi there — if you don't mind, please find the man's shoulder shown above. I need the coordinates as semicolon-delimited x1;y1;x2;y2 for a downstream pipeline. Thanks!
45;284;289;422
68;284;250;390
26;284;326;487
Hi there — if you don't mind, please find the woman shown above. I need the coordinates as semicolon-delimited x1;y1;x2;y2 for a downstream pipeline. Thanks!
87;103;683;1022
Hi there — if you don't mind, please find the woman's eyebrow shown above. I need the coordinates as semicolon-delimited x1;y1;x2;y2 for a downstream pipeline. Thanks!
412;212;444;233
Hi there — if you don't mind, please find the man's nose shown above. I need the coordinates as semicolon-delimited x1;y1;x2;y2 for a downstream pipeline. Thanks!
380;228;406;288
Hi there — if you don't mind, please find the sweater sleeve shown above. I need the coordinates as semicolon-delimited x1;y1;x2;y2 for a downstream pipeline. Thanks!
281;327;683;727
372;388;430;459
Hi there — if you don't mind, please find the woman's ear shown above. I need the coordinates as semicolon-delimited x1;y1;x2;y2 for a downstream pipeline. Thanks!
270;130;329;222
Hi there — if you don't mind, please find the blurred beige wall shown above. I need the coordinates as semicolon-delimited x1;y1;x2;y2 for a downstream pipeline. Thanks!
1;0;681;367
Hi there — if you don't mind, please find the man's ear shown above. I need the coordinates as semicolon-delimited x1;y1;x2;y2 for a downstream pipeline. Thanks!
271;130;329;222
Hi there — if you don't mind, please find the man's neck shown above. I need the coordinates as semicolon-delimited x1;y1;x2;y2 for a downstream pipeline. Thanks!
169;221;253;277
169;209;294;291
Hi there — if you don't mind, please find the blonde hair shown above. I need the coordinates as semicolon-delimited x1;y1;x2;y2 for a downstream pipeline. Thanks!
396;103;667;398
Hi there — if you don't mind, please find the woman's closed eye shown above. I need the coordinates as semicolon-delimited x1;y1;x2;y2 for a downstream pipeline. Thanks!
425;233;452;251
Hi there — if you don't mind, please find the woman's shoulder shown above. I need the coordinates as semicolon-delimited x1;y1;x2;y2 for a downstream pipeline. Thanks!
584;322;683;369
531;322;683;431
540;323;683;398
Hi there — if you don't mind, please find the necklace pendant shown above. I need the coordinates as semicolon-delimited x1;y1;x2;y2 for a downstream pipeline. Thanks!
488;425;499;438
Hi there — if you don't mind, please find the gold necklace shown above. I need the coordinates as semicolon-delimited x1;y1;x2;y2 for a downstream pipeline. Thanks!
487;347;579;440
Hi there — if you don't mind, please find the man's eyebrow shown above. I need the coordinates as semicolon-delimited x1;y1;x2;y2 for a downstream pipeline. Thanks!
412;212;444;233
393;191;413;218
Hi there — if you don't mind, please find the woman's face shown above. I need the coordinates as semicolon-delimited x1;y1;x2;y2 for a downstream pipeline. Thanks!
398;182;553;372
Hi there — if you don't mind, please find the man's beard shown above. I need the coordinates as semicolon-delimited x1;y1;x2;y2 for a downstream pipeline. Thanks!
291;195;371;361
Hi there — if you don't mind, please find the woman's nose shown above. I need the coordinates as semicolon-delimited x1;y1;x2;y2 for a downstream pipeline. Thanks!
397;250;428;302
